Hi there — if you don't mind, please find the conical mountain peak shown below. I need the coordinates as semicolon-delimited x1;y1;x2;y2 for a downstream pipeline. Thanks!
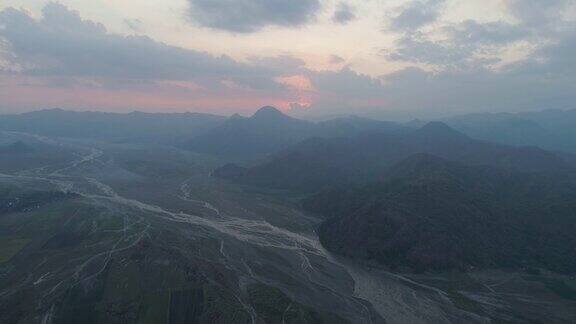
251;106;287;120
413;122;469;141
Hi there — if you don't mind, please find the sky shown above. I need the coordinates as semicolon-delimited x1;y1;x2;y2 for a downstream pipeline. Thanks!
0;0;575;119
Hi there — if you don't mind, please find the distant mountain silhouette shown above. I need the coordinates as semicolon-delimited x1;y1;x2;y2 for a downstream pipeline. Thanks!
0;109;226;143
447;109;576;153
184;106;315;156
215;122;574;191
306;154;576;274
250;106;288;121
315;116;408;138
410;121;470;142
185;107;407;157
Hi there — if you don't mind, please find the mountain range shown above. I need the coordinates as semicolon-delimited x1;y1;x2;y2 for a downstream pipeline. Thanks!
4;107;576;156
446;109;576;152
184;106;315;156
0;107;409;157
305;154;576;274
185;106;408;157
0;109;226;143
215;121;575;191
211;116;576;275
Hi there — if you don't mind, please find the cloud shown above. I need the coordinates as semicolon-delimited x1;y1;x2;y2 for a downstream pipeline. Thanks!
374;0;576;118
333;3;356;25
445;20;528;46
329;55;345;64
384;32;476;68
385;18;529;70
509;29;576;77
298;56;576;120
307;15;576;119
506;0;571;27
247;55;307;72
381;62;575;116
310;67;384;98
539;32;576;76
186;0;320;33
383;0;576;73
0;3;280;90
389;0;445;32
384;0;534;71
124;18;144;33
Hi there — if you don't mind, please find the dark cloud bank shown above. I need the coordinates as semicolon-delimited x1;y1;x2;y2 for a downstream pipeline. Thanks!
186;0;321;33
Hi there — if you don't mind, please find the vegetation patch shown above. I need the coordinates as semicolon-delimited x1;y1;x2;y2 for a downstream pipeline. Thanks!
247;283;349;324
0;237;30;263
524;276;576;301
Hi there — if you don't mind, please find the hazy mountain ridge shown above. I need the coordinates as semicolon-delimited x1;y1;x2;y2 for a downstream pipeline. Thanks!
215;121;575;191
306;154;576;274
0;107;409;157
0;109;227;143
446;109;576;152
184;106;316;156
185;106;408;157
211;120;576;276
